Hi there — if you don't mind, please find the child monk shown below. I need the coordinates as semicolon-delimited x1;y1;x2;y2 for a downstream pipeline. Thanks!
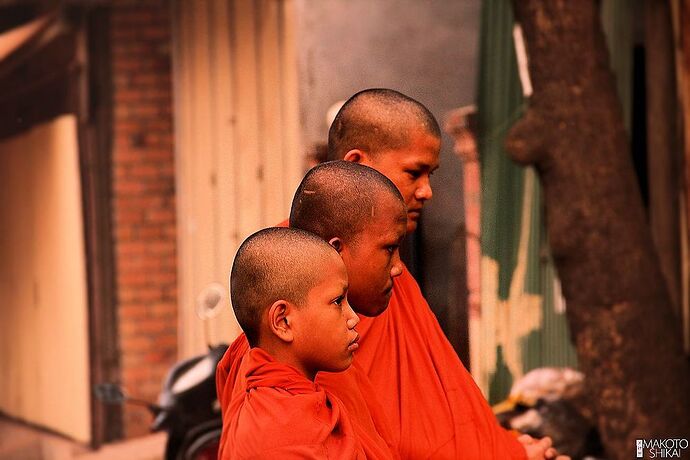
218;162;405;459
222;226;365;459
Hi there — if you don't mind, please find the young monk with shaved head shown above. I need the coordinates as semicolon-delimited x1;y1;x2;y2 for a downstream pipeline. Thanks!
328;88;441;234
223;227;364;458
290;161;408;316
329;88;568;460
217;161;406;459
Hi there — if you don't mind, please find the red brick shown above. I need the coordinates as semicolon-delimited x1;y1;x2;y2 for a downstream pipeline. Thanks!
145;208;175;223
114;196;164;211
117;241;149;255
149;300;175;313
120;318;173;338
116;270;152;286
114;225;134;240
130;163;165;178
113;179;146;196
114;212;145;228
134;226;164;239
118;286;163;303
116;120;173;133
118;257;163;273
111;1;177;439
113;148;171;164
148;272;177;284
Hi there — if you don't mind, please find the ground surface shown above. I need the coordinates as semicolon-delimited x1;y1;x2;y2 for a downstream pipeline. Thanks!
0;416;165;460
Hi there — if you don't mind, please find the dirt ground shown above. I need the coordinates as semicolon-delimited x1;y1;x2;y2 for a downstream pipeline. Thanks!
0;416;166;460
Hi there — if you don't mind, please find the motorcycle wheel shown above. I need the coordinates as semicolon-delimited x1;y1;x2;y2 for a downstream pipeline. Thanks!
175;420;222;460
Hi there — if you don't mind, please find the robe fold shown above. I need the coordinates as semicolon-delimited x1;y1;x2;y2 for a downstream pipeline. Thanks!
354;265;527;460
217;339;398;459
220;347;366;459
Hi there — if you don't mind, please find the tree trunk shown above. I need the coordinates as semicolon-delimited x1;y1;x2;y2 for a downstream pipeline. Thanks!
506;2;690;458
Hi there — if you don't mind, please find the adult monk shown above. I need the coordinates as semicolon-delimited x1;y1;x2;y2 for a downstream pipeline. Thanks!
217;161;407;459
328;88;568;460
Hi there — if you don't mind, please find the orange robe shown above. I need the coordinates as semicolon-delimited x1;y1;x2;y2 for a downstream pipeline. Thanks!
217;337;398;459
354;265;527;459
220;347;365;459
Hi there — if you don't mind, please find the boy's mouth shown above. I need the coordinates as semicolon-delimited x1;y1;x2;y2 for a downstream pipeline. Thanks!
348;333;360;352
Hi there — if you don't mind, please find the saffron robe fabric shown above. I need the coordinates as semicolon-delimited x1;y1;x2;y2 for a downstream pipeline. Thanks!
220;347;366;459
217;339;398;459
354;265;527;459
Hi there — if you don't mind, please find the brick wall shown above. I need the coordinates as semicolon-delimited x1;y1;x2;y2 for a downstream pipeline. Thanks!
110;1;178;438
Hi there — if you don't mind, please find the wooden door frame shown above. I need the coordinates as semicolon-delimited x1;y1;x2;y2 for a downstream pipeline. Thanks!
76;6;122;446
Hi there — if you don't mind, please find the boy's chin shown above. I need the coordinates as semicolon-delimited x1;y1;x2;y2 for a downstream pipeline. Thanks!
351;298;390;317
320;359;353;375
406;216;419;232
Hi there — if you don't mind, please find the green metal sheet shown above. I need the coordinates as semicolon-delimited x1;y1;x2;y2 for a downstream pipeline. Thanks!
476;0;579;404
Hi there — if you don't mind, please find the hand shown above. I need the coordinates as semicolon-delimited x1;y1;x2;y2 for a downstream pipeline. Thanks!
518;434;571;460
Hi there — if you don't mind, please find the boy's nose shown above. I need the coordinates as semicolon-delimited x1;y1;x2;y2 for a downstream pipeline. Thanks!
391;253;403;278
345;301;359;328
415;177;433;201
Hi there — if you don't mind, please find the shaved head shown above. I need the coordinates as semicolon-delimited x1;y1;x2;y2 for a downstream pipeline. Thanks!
327;88;441;161
290;161;406;244
230;227;339;347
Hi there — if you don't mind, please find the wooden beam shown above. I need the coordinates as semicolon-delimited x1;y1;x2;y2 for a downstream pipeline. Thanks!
0;21;78;140
76;6;122;446
672;0;690;353
0;5;42;34
644;0;681;316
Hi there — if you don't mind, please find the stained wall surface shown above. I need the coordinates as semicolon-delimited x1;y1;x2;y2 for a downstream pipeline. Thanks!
0;115;91;443
294;0;481;342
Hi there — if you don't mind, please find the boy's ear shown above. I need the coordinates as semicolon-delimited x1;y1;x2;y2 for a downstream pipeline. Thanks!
328;237;344;253
343;149;367;164
267;300;294;343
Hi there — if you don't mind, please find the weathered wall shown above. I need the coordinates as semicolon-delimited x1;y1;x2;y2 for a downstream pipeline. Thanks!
172;0;303;357
0;115;91;443
294;0;481;340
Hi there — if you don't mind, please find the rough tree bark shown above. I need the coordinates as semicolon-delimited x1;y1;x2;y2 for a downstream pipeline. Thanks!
506;2;690;458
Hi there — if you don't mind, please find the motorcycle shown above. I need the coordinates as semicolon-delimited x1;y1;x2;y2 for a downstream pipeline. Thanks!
94;283;229;460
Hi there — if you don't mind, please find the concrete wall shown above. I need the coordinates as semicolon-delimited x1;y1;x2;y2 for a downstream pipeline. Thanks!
294;0;481;337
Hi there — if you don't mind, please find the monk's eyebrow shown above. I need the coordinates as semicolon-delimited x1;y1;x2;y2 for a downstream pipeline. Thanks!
332;284;348;302
333;281;348;292
409;162;439;172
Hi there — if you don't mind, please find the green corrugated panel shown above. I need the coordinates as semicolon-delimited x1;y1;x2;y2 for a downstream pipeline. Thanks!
477;0;524;301
541;258;579;367
523;178;578;372
524;171;543;296
477;0;578;403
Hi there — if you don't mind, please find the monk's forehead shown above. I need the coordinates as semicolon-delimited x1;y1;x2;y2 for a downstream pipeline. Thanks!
244;233;333;268
363;192;406;224
268;243;337;287
355;96;431;131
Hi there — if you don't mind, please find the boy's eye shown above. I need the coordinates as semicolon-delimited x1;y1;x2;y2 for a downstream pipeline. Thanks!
406;170;421;179
387;245;398;254
333;295;345;306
